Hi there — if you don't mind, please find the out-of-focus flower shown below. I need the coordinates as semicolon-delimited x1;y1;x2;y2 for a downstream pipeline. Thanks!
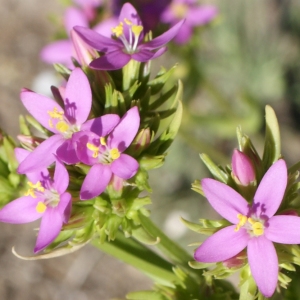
75;106;140;199
194;159;300;297
161;0;218;44
41;7;118;68
73;0;102;21
0;148;72;253
18;68;120;173
74;2;185;70
232;149;255;186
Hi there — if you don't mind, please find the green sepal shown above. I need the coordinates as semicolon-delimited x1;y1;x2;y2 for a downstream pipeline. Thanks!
239;265;258;300
147;65;177;95
262;105;281;172
53;63;71;81
191;180;204;196
189;260;212;270
139;155;166;170
200;153;229;184
25;115;49;135
126;291;167;300
2;135;18;172
132;225;159;245
19;115;31;135
181;217;230;236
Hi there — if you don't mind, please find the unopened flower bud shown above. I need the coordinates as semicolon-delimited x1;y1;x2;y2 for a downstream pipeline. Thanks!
223;251;246;269
17;135;44;151
232;149;255;186
71;29;99;67
129;128;151;156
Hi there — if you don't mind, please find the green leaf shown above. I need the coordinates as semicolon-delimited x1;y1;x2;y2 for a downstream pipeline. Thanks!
126;291;167;300
262;105;281;171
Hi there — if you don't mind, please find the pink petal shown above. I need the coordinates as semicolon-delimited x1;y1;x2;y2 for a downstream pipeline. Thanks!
187;5;218;26
20;89;65;133
89;50;131;70
247;237;278;298
80;164;112;200
132;49;156;62
0;196;42;224
201;178;249;224
34;207;64;253
108;106;140;152
253;160;287;218
111;154;138;179
17;135;64;174
174;23;193;44
56;138;79;164
93;17;119;37
57;192;72;223
65;68;92;125
194;225;249;262
265;215;300;244
81;114;120;136
64;7;88;34
40;40;73;67
53;158;69;194
118;3;141;26
74;26;122;52
141;20;185;50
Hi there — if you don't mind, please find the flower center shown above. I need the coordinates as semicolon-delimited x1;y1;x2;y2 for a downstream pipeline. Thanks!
47;107;79;138
234;213;265;236
24;181;61;213
86;139;120;164
111;18;143;54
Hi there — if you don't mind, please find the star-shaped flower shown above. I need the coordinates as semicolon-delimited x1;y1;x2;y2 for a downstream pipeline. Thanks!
75;106;140;199
194;159;300;297
18;67;120;173
0;148;72;253
74;2;185;70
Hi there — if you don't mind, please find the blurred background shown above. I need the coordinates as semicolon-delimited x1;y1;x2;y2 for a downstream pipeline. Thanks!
1;0;300;299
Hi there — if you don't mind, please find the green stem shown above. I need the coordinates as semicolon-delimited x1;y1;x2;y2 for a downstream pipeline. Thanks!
91;231;179;287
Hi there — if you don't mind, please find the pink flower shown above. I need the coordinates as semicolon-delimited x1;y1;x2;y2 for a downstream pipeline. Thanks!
0;148;72;253
75;106;140;199
194;159;300;297
74;2;184;70
18;68;120;173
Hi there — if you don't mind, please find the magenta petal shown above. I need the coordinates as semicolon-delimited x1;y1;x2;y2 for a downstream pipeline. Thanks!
187;5;218;26
40;40;73;67
17;135;64;174
150;47;168;60
74;26;122;51
81;114;120;136
53;158;69;194
20;90;65;133
34;208;63;253
80;164;112;200
142;20;185;50
247;237;278;298
265;215;300;244
119;3;141;26
132;49;156;62
253;160;287;218
111;154;138;179
64;7;88;34
64;68;92;125
201;178;249;224
89;51;131;70
57;192;72;223
194;225;249;262
108;106;140;152
0;196;42;223
56;138;79;164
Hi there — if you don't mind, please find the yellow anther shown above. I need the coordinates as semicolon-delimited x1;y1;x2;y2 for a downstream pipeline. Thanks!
48;107;64;120
100;137;106;146
234;214;247;232
132;25;143;36
110;148;120;160
56;121;69;133
36;201;47;214
87;143;99;158
25;181;44;198
124;18;132;25
252;221;264;236
112;23;124;37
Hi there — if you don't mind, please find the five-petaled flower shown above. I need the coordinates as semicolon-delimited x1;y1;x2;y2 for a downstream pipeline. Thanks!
194;159;300;297
74;106;140;199
18;67;120;173
0;148;72;253
74;2;185;70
